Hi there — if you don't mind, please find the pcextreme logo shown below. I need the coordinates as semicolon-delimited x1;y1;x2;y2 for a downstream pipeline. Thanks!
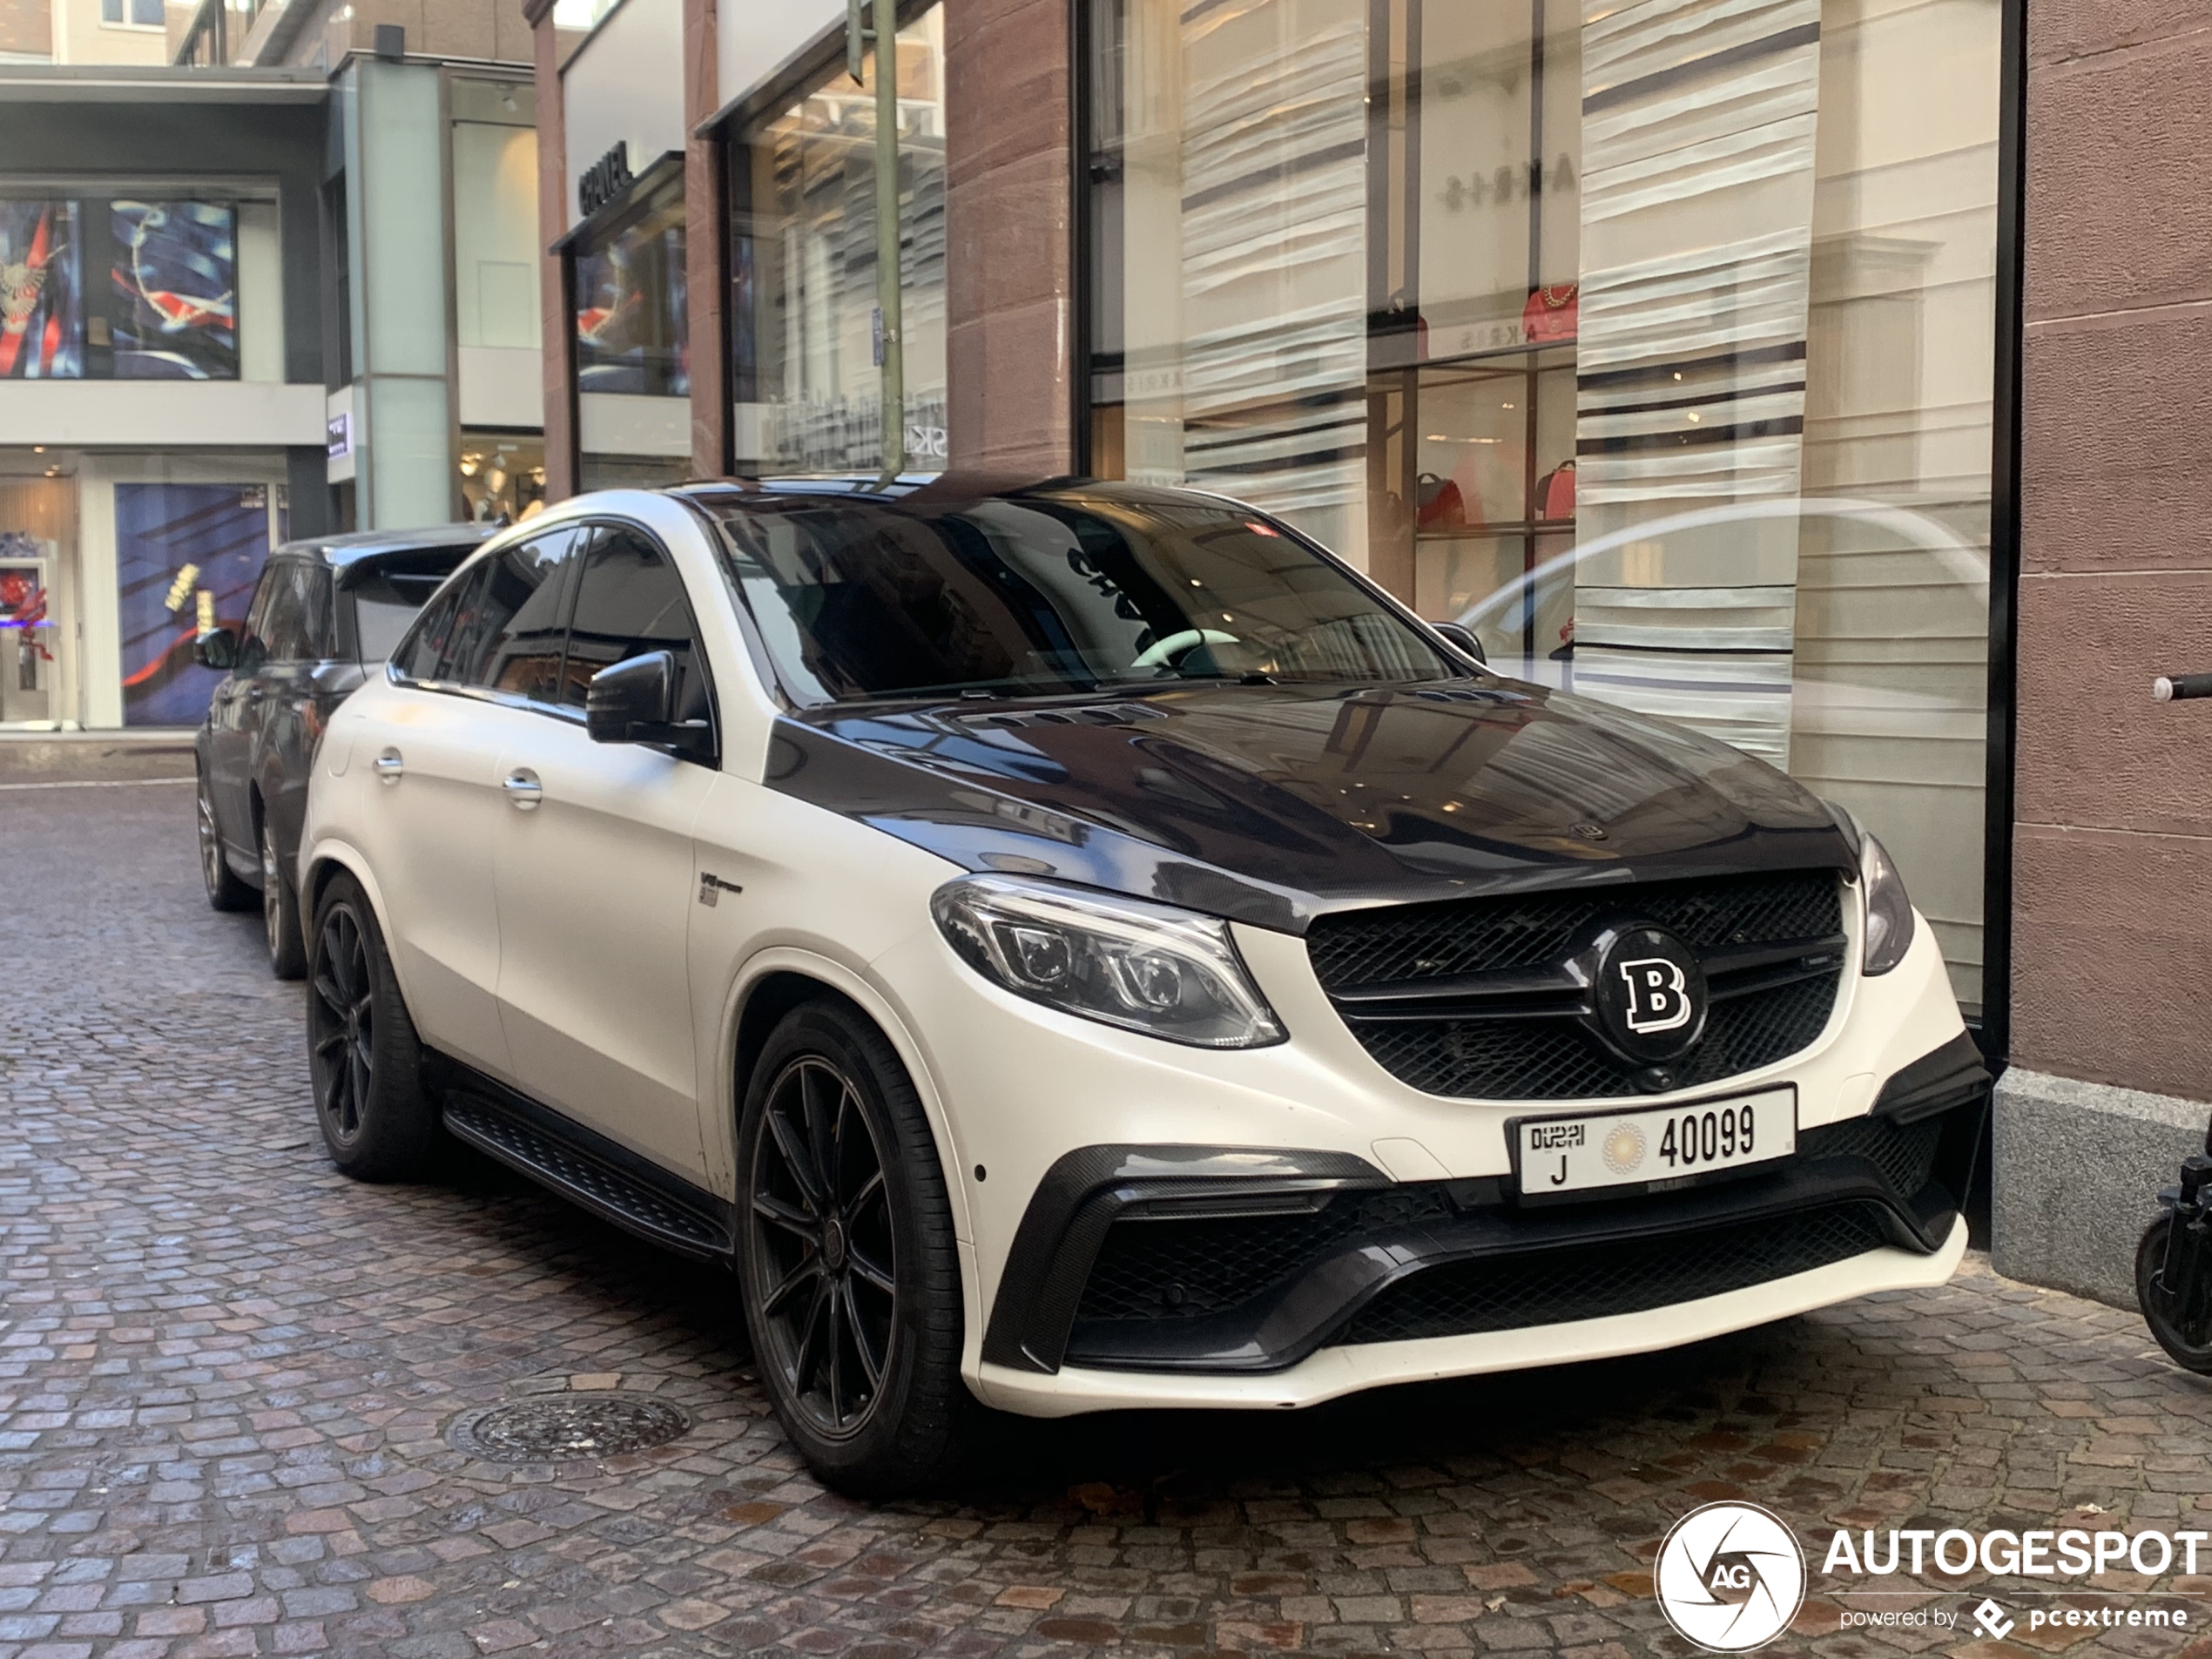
1654;1502;1807;1651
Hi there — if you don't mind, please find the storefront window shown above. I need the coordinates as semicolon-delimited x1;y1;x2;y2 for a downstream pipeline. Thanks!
0;456;70;727
1086;0;2002;1013
572;163;691;490
1;197;245;381
460;433;547;523
725;6;948;477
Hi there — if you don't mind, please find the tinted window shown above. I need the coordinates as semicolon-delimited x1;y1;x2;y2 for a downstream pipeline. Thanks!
260;564;311;662
239;563;280;668
561;526;708;719
707;490;1460;704
394;567;482;683
347;550;472;663
299;565;335;659
443;530;583;703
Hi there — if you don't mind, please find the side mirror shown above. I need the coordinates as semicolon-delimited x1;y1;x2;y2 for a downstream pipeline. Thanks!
1429;620;1487;665
195;627;239;671
585;650;714;759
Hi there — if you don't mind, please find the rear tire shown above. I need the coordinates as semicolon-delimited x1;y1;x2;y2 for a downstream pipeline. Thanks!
197;769;255;912
736;1000;969;1496
307;871;442;1181
262;821;307;981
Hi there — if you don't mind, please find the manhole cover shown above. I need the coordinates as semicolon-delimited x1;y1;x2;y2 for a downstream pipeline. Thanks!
447;1393;694;1463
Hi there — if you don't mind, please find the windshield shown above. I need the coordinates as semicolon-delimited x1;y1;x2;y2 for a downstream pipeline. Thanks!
707;489;1463;703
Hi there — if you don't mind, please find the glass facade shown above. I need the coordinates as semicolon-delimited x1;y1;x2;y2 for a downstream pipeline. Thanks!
0;196;243;381
573;164;691;492
725;6;948;477
1085;0;2001;1013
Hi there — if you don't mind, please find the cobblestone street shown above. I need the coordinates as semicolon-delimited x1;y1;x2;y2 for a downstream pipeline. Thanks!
3;749;2211;1659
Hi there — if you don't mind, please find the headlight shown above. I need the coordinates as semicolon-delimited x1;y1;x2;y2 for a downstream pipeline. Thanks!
930;875;1286;1049
1858;830;1915;975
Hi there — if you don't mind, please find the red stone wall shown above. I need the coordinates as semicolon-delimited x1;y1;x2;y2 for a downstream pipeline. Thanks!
941;0;1074;475
2013;0;2212;1097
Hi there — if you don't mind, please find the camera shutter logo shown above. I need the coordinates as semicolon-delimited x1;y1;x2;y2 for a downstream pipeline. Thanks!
1654;1501;1805;1651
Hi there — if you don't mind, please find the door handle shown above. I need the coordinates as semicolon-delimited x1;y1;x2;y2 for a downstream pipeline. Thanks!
503;768;543;811
372;748;403;785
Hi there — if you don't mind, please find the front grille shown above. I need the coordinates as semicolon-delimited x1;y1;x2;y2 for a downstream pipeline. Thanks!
1338;1201;1892;1345
1307;870;1843;1100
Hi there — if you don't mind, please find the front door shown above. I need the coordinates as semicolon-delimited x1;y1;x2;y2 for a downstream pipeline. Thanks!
493;523;717;1182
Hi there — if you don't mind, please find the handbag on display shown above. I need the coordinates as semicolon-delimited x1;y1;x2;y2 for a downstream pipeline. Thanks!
1537;459;1575;521
1522;283;1578;343
1416;472;1467;529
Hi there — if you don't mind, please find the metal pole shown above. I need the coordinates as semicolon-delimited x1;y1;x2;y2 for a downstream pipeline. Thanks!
872;0;905;488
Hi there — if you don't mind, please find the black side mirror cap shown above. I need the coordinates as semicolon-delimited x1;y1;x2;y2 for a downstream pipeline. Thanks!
585;650;714;759
1429;620;1487;665
194;627;239;671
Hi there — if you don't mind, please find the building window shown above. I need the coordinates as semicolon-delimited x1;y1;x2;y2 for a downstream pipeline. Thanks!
570;162;690;490
1085;0;2005;1014
101;0;166;24
725;5;947;477
0;197;240;381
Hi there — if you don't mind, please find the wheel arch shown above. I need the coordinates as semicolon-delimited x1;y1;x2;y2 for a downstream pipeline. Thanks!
300;840;416;1010
719;951;978;1278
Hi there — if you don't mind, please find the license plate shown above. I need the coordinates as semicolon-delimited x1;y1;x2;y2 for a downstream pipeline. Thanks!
1514;1088;1796;1197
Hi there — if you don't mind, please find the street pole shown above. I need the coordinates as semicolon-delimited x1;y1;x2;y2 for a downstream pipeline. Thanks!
851;0;905;489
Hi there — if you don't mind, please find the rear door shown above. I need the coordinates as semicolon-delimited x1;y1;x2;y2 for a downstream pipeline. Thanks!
354;538;573;1078
206;563;281;866
251;562;325;883
492;521;718;1181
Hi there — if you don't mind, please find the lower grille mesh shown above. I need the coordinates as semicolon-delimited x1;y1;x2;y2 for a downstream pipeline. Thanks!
1338;1202;1892;1345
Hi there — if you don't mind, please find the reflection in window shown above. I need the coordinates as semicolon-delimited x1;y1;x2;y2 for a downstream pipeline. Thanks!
1086;0;2002;1011
726;7;947;477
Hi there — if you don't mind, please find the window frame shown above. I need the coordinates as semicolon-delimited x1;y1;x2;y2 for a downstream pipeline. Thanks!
385;518;721;762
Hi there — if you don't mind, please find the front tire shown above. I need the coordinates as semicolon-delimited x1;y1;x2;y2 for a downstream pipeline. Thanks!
261;821;307;981
197;769;255;912
737;1000;968;1496
307;871;441;1181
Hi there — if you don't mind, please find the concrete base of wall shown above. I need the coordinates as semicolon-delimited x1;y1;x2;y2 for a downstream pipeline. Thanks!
1993;1067;2212;1308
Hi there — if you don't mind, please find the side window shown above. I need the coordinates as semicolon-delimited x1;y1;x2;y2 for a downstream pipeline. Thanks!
260;564;309;663
394;568;482;683
444;529;583;703
299;564;335;660
561;525;709;722
239;563;281;669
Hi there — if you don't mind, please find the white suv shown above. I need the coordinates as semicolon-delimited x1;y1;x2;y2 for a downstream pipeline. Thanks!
300;480;1989;1493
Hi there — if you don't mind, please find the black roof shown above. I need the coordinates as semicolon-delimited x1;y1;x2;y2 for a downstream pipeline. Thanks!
273;523;494;573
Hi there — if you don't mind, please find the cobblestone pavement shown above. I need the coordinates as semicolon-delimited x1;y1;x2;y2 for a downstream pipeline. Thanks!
4;769;2212;1659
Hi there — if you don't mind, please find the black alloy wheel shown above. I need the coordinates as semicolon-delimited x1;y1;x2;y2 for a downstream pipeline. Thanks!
307;871;440;1181
750;1056;899;1439
261;821;307;980
197;769;255;911
737;1001;968;1494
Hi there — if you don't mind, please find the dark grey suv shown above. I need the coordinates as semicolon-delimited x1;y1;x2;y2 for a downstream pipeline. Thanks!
193;525;488;975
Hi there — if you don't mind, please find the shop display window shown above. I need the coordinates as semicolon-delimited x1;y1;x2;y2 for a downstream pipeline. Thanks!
1085;0;2004;1012
0;196;241;381
725;5;948;477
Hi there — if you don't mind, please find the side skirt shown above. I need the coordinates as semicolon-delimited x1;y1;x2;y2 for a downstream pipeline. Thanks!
428;1057;738;1265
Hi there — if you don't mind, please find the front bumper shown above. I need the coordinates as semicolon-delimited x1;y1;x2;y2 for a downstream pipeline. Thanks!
980;1035;1986;1379
974;1212;1969;1417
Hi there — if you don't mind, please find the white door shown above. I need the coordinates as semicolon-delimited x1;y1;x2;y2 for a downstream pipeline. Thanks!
493;523;717;1182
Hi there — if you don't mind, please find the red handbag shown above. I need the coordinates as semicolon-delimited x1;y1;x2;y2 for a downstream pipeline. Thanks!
1416;472;1467;529
1537;459;1575;520
1522;283;1578;343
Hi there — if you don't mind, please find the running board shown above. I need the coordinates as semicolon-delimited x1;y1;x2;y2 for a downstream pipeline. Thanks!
442;1088;735;1263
